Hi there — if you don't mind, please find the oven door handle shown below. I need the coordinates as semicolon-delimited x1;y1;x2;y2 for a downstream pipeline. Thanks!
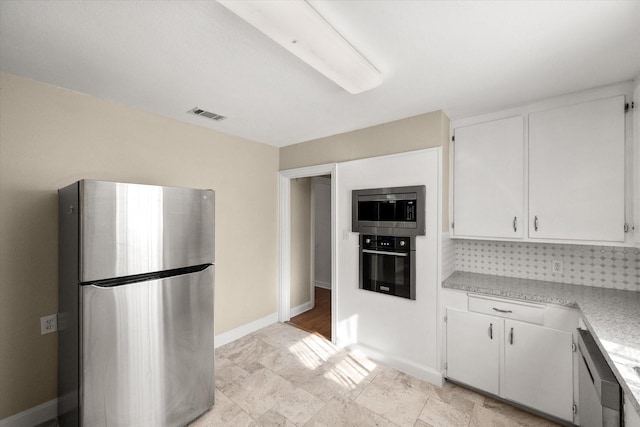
362;249;408;257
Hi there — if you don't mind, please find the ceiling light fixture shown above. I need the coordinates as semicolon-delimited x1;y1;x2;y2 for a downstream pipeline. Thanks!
217;0;383;94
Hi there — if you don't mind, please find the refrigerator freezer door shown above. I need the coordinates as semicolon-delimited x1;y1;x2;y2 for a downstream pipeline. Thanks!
79;180;214;282
80;267;214;427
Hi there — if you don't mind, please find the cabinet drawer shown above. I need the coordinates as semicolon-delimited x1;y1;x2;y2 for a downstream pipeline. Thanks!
468;295;544;325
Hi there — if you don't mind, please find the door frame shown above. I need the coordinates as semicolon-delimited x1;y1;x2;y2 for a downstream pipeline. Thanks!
278;163;338;342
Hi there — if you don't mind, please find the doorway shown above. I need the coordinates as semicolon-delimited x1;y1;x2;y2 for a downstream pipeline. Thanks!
288;176;331;339
288;286;331;339
278;164;337;343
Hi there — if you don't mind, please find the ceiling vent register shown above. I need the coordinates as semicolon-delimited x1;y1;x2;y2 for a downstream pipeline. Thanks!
188;107;227;121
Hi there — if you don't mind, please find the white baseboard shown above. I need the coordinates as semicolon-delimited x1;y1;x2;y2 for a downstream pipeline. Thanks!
290;301;313;317
0;398;57;427
314;281;331;290
346;343;444;388
214;312;278;349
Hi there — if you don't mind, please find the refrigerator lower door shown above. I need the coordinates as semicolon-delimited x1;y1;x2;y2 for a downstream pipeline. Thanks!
80;267;214;427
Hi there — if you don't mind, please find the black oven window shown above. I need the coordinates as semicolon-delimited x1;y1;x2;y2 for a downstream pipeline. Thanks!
362;251;411;299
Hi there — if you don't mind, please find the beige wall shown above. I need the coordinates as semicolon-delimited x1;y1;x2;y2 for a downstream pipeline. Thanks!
280;110;451;231
0;73;279;419
0;73;452;420
290;178;311;308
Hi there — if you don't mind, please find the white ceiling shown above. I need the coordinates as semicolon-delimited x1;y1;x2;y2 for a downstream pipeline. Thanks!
1;1;639;147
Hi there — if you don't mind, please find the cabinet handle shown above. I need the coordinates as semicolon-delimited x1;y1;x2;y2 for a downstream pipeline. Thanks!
513;216;517;232
534;215;539;232
509;327;514;345
492;307;513;314
489;323;493;340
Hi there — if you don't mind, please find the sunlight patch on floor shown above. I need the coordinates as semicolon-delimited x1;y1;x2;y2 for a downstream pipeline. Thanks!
288;334;338;370
286;327;377;391
324;355;374;390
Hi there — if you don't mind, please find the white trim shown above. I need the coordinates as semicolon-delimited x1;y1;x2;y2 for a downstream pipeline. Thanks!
314;281;331;290
290;301;313;318
279;164;337;180
278;172;292;322
310;177;316;310
0;398;57;427
278;163;338;343
214;312;278;348
347;343;444;388
434;147;445;380
330;166;338;342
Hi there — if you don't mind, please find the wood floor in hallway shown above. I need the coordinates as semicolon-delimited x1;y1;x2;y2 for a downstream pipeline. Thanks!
288;286;331;340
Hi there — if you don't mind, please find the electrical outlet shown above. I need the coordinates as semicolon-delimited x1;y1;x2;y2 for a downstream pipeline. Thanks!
552;260;563;274
40;314;58;335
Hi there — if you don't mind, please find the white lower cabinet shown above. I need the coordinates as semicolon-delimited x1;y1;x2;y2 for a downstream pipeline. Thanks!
446;307;574;422
446;309;501;395
503;319;574;421
624;393;640;427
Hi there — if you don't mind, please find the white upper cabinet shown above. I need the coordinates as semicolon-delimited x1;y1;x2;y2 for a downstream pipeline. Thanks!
529;95;625;242
450;86;631;245
453;116;524;239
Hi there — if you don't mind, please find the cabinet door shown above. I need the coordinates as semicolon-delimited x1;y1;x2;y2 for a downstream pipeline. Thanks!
529;96;625;242
503;320;574;421
446;308;501;394
453;116;524;239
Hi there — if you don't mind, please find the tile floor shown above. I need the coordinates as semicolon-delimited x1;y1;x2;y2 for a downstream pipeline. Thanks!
191;323;560;427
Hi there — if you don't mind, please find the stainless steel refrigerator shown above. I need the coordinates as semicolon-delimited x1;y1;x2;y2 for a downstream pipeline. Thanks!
58;180;215;426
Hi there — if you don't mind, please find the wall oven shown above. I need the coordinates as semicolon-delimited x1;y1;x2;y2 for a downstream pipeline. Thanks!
359;235;416;300
352;185;426;236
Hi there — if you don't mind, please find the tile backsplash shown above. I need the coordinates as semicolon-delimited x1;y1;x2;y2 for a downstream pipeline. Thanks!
454;239;640;291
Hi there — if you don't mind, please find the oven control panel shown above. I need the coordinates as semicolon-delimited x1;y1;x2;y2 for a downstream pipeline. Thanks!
362;235;412;251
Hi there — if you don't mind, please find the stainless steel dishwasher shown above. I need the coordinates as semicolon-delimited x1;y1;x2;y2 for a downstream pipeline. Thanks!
577;328;621;426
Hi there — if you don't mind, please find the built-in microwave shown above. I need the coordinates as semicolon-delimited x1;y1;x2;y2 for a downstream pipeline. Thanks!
352;185;426;236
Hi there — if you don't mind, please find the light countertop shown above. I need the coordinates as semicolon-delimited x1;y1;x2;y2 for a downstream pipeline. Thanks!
443;271;640;415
